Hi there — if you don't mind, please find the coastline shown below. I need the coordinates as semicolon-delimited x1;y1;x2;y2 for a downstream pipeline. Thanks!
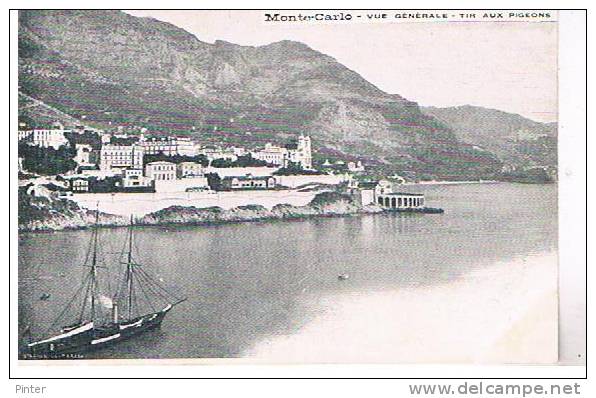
18;191;385;233
402;180;500;186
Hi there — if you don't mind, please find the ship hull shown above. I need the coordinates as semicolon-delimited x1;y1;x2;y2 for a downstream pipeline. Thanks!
23;308;170;359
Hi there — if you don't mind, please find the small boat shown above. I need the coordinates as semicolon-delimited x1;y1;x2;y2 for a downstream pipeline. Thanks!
39;293;50;301
22;212;186;359
338;274;350;281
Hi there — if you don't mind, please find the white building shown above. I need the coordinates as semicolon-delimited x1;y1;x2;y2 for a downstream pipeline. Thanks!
18;122;69;149
75;144;94;167
202;147;238;162
287;134;312;169
139;136;199;156
251;143;287;166
70;178;90;193
100;133;111;144
376;192;425;209
348;161;365;172
252;135;312;169
177;162;204;178
60;175;90;193
375;180;393;196
222;175;276;190
230;146;248;156
357;180;425;210
121;168;153;189
145;161;176;181
99;144;144;171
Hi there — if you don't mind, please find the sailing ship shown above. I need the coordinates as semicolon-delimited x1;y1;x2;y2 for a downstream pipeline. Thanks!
22;211;186;359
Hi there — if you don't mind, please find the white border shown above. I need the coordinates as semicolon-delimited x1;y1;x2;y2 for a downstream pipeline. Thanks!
4;3;588;384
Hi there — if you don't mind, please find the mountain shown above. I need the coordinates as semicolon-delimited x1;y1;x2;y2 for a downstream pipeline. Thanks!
19;10;507;180
422;105;557;169
18;92;82;128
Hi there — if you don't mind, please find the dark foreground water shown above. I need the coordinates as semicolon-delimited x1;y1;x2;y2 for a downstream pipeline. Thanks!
19;183;557;360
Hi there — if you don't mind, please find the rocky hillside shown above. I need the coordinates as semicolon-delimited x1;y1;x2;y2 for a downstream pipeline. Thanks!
19;10;507;180
18;92;81;128
422;105;557;169
18;186;127;232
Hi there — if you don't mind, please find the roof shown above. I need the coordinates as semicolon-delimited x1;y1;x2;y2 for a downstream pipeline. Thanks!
101;143;138;149
224;175;273;181
146;161;175;166
60;174;90;180
358;181;379;189
384;192;424;197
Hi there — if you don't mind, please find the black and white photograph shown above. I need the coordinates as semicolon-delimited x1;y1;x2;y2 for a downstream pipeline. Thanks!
8;6;587;384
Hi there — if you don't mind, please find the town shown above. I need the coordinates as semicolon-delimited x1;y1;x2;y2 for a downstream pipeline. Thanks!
18;121;429;217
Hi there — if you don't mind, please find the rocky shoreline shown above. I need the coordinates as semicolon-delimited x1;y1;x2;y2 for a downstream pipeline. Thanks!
18;191;383;233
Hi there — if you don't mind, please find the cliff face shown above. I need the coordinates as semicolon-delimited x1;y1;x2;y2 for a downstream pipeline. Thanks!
19;10;506;179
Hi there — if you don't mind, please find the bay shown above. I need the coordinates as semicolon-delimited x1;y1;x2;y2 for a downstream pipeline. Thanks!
18;183;557;361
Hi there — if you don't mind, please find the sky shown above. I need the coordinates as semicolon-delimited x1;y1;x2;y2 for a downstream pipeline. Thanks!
126;11;558;122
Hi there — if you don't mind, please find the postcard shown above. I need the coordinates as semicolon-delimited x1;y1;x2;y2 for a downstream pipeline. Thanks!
13;9;583;370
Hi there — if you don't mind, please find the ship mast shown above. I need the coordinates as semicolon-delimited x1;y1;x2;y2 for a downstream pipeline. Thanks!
89;206;100;321
126;215;134;319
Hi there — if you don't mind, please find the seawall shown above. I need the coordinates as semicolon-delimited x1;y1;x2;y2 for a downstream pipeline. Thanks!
70;189;322;217
19;191;383;232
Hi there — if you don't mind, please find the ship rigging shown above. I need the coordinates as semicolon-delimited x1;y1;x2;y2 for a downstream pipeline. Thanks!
22;211;186;359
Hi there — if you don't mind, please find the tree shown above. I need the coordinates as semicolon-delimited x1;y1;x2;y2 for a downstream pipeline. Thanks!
233;154;269;167
210;154;272;168
273;161;322;176
19;143;77;175
210;158;235;168
205;173;222;191
144;153;209;166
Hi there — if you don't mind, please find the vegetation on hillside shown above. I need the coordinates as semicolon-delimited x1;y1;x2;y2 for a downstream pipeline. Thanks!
144;153;209;166
500;168;554;184
18;186;126;231
18;143;77;175
210;154;271;168
273;162;324;176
